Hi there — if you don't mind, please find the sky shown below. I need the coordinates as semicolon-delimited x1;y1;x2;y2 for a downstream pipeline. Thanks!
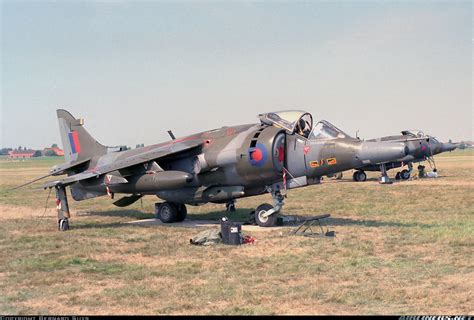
1;1;472;149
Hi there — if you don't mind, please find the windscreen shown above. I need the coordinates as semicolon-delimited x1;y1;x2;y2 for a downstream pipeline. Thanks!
310;120;348;140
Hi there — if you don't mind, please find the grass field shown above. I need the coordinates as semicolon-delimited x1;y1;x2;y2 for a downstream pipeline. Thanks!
0;150;473;315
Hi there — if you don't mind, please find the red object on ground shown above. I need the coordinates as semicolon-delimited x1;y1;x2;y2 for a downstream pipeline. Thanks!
243;235;257;244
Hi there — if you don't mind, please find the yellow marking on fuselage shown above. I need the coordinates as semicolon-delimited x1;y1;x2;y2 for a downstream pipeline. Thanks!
309;161;319;168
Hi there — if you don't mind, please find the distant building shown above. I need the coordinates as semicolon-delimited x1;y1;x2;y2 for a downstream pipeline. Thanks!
8;149;36;159
42;147;64;156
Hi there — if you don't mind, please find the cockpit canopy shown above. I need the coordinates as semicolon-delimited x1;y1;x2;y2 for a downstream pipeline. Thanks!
401;130;438;143
259;110;313;138
310;120;350;140
401;130;426;138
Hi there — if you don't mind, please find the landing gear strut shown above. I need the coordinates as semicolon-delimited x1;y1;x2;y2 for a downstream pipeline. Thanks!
55;186;70;231
255;186;284;227
226;200;236;212
379;163;392;184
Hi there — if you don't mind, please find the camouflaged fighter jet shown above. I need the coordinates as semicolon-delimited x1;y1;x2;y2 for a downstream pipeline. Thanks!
17;109;415;230
349;130;458;182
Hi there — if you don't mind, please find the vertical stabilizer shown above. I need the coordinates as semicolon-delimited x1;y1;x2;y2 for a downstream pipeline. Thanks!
57;109;107;163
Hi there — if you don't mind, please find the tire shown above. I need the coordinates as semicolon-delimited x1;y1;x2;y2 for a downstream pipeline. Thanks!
400;169;410;180
158;202;178;223
352;171;359;182
255;203;278;228
59;219;69;231
176;204;187;222
355;171;366;182
395;172;401;180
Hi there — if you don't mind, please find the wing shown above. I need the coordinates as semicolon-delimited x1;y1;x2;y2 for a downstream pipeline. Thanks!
366;137;430;143
43;139;204;189
43;171;101;189
10;158;92;190
389;137;430;143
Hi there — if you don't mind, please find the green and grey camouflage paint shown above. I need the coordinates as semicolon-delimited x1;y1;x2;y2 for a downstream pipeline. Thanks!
36;109;415;228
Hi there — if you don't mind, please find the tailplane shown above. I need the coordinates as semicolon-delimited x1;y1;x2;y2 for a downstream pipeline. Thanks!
57;109;108;163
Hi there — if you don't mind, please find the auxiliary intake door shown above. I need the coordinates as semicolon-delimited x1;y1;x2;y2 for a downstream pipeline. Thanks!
285;134;307;178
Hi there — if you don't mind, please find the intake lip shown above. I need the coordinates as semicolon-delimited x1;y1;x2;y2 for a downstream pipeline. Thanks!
404;145;410;156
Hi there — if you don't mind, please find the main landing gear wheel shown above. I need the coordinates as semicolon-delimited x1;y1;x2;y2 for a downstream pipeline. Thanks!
353;170;367;182
157;202;178;223
58;218;69;231
255;203;278;228
395;172;401;180
176;204;187;222
400;169;410;180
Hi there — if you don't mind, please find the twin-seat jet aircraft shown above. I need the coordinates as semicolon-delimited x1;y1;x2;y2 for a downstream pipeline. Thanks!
19;110;438;229
348;130;457;182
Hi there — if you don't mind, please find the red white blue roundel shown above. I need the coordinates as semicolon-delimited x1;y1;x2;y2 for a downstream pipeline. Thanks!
248;143;268;167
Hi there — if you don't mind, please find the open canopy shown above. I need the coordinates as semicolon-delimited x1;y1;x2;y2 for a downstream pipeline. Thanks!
259;110;313;138
401;130;426;138
402;130;438;143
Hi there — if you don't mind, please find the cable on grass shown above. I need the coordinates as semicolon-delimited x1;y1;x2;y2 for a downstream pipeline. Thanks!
35;188;52;229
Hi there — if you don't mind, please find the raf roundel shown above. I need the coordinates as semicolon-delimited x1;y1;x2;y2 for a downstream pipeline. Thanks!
248;143;268;167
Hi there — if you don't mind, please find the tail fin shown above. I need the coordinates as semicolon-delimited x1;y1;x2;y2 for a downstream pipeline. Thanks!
57;109;108;163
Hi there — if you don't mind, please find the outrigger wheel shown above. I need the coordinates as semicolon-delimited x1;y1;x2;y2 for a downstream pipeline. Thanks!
58;218;69;231
255;203;278;228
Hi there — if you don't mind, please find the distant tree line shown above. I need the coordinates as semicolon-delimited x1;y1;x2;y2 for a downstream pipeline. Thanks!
0;148;13;155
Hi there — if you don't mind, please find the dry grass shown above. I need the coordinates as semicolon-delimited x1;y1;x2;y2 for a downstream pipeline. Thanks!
0;150;473;315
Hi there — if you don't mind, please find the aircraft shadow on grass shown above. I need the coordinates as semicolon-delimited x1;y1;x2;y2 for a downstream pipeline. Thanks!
71;208;254;230
77;209;152;219
72;208;430;230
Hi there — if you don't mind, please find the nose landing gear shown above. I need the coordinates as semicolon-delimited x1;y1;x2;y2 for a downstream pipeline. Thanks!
395;163;413;181
254;186;285;227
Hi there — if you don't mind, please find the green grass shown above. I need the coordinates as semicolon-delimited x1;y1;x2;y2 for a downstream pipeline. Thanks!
0;152;472;315
0;156;64;169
